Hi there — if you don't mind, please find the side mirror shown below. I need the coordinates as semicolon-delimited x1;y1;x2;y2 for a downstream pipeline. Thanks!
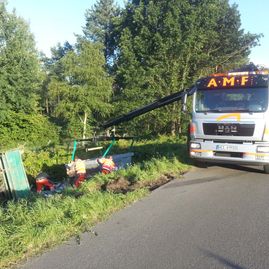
181;93;188;113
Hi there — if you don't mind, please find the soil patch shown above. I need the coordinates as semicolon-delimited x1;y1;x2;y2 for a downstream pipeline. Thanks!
104;177;130;194
102;172;177;194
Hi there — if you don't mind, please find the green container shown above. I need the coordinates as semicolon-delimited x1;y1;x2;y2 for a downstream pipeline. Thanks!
0;149;30;199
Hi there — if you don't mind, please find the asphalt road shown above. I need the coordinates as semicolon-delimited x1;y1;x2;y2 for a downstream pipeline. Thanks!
20;164;269;269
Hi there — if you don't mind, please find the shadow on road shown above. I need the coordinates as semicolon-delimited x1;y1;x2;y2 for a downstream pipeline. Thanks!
164;162;264;189
163;175;229;188
199;248;249;269
163;170;244;189
218;164;264;174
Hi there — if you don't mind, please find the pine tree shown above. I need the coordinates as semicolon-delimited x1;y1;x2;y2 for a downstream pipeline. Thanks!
83;0;120;61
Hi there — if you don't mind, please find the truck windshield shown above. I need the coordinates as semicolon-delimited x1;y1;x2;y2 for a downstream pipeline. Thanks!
195;87;268;113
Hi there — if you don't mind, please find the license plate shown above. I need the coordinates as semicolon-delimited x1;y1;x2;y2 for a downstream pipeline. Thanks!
216;145;238;151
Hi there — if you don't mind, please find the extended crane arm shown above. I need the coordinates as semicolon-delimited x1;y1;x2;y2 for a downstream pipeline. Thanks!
102;86;196;129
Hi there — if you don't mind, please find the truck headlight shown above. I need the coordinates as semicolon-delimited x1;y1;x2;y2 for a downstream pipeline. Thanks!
190;142;201;149
257;146;269;153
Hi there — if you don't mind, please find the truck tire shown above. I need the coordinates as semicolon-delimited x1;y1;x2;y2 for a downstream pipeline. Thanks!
264;165;269;174
194;160;208;168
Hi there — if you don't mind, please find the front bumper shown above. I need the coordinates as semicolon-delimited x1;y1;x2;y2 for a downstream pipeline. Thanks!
190;140;269;166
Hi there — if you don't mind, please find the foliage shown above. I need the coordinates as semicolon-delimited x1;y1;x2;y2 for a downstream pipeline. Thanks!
22;147;70;183
40;42;74;115
83;0;120;61
0;111;59;150
0;3;60;150
46;39;113;139
0;4;43;115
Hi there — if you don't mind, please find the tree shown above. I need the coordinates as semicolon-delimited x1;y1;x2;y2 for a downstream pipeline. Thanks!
48;39;113;139
112;0;261;135
40;42;74;115
83;0;120;62
0;3;43;115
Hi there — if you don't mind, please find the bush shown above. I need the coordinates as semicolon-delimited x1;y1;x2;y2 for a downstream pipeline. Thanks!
0;111;60;150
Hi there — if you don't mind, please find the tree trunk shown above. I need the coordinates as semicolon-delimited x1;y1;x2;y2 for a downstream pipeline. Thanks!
171;119;176;136
82;111;88;146
171;103;180;136
45;97;49;115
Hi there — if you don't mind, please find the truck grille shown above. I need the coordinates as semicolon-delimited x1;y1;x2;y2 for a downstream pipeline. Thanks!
203;123;255;136
214;151;243;158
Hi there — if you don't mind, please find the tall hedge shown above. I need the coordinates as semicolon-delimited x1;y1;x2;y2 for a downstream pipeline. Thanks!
0;111;59;150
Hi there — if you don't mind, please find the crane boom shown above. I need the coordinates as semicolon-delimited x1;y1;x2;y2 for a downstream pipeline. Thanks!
102;86;195;129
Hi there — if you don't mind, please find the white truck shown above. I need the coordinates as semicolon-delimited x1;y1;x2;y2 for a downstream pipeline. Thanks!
189;70;269;173
102;67;269;173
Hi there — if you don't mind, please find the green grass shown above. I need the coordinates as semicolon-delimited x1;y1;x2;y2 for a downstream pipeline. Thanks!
0;189;148;268
0;136;191;268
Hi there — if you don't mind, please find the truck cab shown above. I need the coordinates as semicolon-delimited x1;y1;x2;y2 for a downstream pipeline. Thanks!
189;70;269;173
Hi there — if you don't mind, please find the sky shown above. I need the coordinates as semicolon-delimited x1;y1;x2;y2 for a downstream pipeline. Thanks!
6;0;269;67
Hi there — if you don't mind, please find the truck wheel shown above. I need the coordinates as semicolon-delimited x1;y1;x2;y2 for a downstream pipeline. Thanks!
194;160;208;168
264;165;269;174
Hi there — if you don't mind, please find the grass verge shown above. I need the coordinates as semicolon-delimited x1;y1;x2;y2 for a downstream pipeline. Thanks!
0;136;190;268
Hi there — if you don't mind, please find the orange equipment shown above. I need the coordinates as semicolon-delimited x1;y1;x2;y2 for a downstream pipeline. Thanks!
97;156;116;174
